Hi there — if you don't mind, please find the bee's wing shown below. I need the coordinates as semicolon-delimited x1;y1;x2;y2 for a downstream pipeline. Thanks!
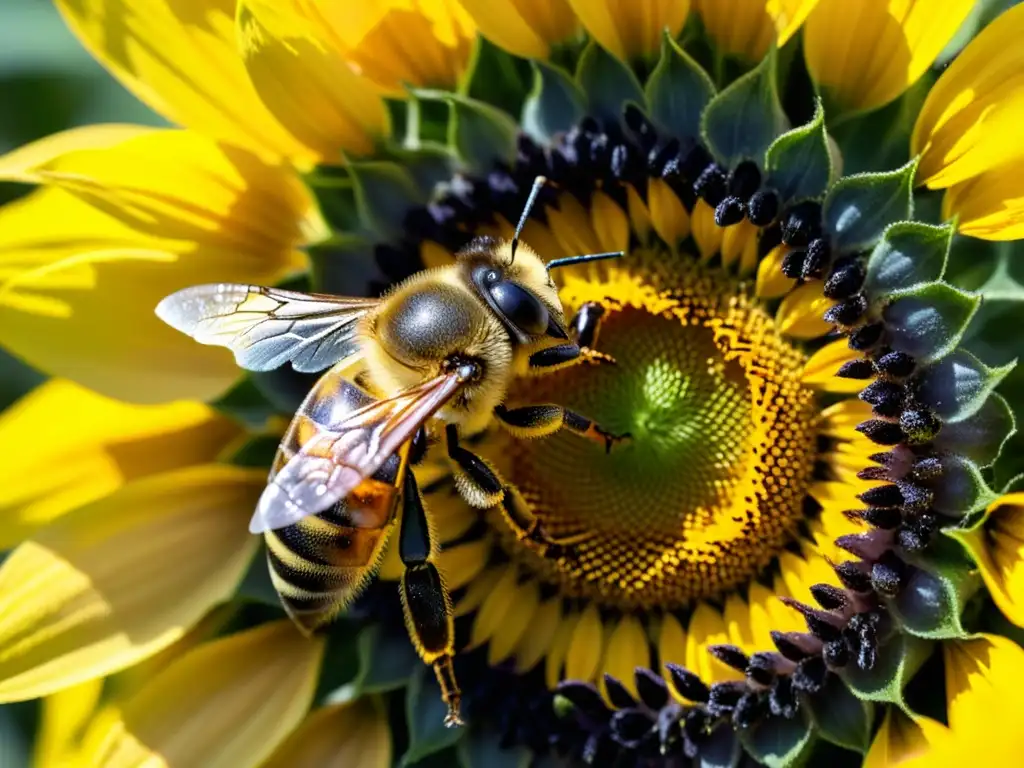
156;283;379;373
249;369;472;533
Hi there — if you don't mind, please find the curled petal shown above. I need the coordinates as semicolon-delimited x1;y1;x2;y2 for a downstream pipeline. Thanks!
941;156;1024;241
954;493;1024;628
75;621;324;768
566;0;689;61
0;465;263;702
262;698;391;768
805;0;975;114
302;0;476;93
864;707;949;767
457;0;579;59
237;0;389;161
913;3;1024;188
0;379;240;548
55;0;314;164
696;0;820;62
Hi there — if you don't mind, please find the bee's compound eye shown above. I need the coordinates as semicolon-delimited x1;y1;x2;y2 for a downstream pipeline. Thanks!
485;270;501;284
488;280;549;336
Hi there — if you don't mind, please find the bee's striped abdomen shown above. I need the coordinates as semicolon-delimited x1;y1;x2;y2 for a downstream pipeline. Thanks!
265;375;407;633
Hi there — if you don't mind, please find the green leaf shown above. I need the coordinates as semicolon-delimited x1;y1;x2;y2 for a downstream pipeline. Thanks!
738;711;815;768
210;376;281;430
462;35;532;115
306;235;381;296
864;221;953;299
414;90;519;175
889;536;981;639
935;391;1016;468
701;49;788;168
457;730;530;768
812;676;873;753
699;722;742;768
402;666;465;766
382;143;457;198
304;165;360;234
882;282;981;364
235;543;281;608
823;159;918;253
522;60;586;143
764;98;832;202
352;624;420;695
933;454;999;517
347;160;424;240
575;40;645;129
645;30;715;142
917;349;1015;422
223;432;280;469
839;632;932;706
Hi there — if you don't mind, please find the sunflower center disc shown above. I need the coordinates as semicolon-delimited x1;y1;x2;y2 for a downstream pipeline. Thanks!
483;253;821;610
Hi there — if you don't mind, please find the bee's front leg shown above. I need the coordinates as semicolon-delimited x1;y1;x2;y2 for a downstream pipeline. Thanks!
397;468;462;728
529;302;615;372
444;425;588;557
493;404;631;454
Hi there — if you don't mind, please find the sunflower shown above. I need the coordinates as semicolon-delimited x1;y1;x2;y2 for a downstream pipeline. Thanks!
1;0;1024;765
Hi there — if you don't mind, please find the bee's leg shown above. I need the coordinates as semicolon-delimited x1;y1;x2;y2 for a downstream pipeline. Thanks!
569;301;616;366
398;468;462;728
444;425;584;556
493;403;630;454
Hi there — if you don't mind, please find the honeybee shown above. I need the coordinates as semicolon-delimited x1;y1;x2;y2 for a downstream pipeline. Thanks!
156;177;626;727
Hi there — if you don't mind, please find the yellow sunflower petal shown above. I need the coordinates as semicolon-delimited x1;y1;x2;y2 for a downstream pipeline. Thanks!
940;635;1024;762
487;580;540;665
804;0;975;114
659;613;690;700
0;127;323;254
237;1;388;162
940;156;1024;241
913;3;1024;189
54;0;312;164
545;609;580;688
456;0;579;59
303;0;475;93
0;379;239;548
589;191;630;254
691;200;724;262
0;465;262;702
696;0;820;62
0;249;241;403
776;281;832;338
864;707;949;767
515;596;563;672
686;603;742;684
75;621;323;768
755;244;796;299
724;593;757;654
262;698;391;768
34;678;105;768
647;178;690;248
954;493;1024;629
599;614;650;700
469;566;520;649
565;603;604;682
720;219;758;270
567;0;689;61
801;338;868;393
436;537;491;591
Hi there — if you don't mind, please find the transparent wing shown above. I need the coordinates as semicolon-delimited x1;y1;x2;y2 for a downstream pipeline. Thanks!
155;283;378;373
250;368;473;533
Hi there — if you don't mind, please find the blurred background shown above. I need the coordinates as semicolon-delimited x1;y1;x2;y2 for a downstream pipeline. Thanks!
0;3;166;761
0;0;166;412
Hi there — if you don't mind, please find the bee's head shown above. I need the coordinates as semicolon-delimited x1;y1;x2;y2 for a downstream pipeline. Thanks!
458;236;567;345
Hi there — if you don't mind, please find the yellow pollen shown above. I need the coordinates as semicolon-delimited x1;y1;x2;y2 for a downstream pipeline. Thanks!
480;252;820;610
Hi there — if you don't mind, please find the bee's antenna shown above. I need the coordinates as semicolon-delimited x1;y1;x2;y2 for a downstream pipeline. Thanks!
511;175;547;265
546;250;625;272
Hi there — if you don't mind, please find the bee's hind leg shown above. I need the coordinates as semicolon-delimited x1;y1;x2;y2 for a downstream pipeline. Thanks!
444;425;591;558
398;468;462;728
